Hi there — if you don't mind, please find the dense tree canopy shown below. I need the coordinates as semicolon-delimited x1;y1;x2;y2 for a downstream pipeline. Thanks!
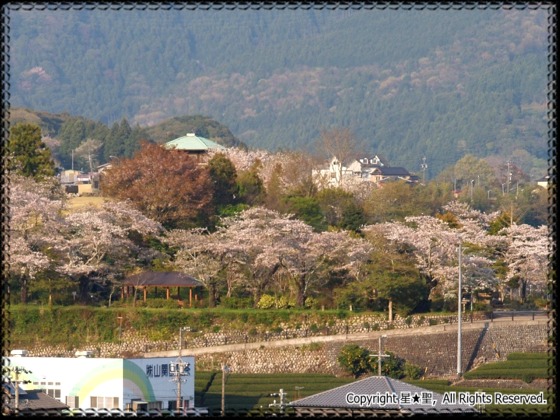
100;142;214;229
166;207;372;308
6;137;550;312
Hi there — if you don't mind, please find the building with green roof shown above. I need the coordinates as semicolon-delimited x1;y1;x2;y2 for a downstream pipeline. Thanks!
164;133;226;157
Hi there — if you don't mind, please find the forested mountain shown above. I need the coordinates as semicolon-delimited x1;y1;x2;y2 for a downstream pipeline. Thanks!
7;6;550;178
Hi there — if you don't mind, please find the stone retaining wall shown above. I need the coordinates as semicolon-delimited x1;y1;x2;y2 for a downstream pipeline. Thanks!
185;322;550;378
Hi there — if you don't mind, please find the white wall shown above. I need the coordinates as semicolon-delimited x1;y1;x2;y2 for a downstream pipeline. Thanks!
6;356;196;411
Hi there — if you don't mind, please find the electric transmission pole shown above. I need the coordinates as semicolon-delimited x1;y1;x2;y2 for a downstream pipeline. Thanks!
506;160;512;194
421;156;428;185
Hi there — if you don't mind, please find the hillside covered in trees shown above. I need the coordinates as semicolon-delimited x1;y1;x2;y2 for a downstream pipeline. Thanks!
7;6;550;178
8;125;550;312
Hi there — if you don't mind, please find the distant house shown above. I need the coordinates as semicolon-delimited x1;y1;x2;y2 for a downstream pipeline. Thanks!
346;155;389;177
372;166;418;184
59;169;99;195
288;375;477;416
163;133;226;162
536;175;549;189
312;157;354;187
59;169;82;185
313;155;416;187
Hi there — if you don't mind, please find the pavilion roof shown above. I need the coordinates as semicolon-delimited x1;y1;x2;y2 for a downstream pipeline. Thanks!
123;271;203;288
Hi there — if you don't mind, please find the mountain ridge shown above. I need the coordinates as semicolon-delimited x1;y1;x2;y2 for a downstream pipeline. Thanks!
7;7;550;177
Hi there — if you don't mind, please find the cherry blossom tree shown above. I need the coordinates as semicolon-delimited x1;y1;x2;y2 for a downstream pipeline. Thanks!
498;223;549;302
166;208;288;306
57;201;163;303
165;228;228;307
365;202;502;304
166;207;372;307
7;175;66;303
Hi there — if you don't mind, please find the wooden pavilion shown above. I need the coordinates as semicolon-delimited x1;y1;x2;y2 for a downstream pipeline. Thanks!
122;271;203;307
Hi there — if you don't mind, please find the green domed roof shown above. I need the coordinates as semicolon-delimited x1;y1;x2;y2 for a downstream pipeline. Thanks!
164;133;226;151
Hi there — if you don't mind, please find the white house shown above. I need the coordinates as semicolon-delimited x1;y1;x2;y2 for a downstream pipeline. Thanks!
312;157;355;187
313;155;416;188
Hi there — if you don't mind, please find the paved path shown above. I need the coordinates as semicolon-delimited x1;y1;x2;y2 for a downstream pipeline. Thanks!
145;312;550;358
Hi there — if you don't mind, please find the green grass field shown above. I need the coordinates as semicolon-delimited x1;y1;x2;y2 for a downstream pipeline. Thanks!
463;352;549;381
196;372;354;415
194;353;553;415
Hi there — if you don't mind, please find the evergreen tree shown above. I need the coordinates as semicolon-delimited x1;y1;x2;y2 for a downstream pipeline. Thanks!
283;195;326;232
208;152;238;208
264;162;285;212
58;118;87;169
237;160;266;206
116;118;132;150
124;125;147;158
8;123;55;179
103;120;123;161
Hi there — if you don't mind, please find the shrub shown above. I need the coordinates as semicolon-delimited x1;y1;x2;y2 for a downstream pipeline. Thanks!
338;344;371;378
256;294;275;309
276;296;295;309
430;299;444;312
378;352;405;379
197;311;216;328
404;362;424;380
304;297;319;309
473;302;492;312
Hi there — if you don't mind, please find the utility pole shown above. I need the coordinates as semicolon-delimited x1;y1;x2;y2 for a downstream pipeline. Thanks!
15;368;20;415
506;160;512;194
457;242;463;377
269;389;288;414
221;364;230;416
171;327;191;415
10;366;31;415
378;335;388;376
369;335;389;376
421;156;428;185
117;315;123;342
